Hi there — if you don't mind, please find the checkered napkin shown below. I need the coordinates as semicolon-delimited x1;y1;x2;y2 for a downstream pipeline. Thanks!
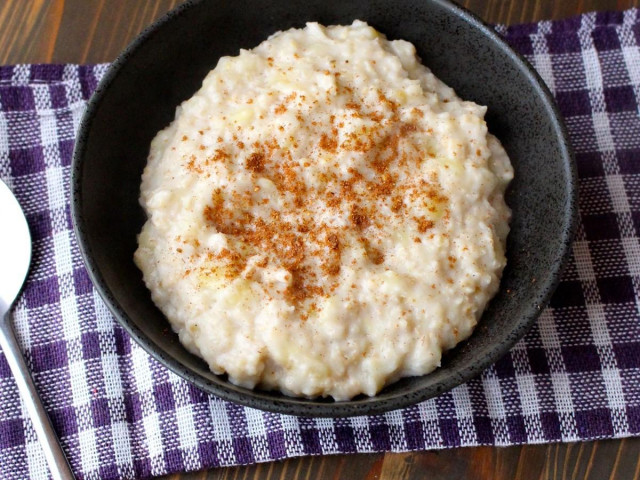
1;8;640;480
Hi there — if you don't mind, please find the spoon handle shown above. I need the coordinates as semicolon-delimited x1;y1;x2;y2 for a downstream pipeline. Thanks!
0;312;75;480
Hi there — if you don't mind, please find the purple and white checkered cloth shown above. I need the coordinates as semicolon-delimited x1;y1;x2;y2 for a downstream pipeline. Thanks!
1;8;640;480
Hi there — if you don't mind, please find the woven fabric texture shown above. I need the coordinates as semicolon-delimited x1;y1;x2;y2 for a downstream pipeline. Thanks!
1;8;640;480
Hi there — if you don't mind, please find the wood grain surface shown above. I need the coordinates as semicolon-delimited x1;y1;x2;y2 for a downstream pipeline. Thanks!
2;1;640;479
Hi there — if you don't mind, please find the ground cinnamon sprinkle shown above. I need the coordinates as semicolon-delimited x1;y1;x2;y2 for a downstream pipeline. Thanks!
186;155;203;174
362;238;385;265
414;216;435;233
246;152;265;172
350;205;369;229
319;132;338;152
390;195;404;212
209;149;230;163
186;59;451;307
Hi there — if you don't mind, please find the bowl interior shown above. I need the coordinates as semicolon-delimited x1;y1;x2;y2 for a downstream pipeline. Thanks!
72;0;576;416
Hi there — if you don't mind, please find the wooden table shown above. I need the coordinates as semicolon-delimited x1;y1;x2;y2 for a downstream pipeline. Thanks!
2;1;640;479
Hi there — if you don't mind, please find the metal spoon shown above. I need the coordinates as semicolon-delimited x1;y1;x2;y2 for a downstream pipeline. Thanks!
0;179;74;479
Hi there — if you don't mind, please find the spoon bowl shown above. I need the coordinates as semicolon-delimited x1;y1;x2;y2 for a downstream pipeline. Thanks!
0;180;31;311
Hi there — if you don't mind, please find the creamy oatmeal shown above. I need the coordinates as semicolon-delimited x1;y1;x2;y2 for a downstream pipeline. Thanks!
134;21;513;400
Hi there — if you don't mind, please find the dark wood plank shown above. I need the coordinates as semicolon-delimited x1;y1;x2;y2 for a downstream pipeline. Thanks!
0;0;183;64
2;0;640;64
2;1;640;480
159;438;640;480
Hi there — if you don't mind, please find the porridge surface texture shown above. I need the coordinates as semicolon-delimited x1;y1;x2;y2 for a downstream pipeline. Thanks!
134;21;513;400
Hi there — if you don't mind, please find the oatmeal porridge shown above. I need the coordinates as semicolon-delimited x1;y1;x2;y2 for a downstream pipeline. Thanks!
134;21;513;400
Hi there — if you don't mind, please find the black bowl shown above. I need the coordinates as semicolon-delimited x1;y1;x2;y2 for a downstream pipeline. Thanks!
72;0;576;417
